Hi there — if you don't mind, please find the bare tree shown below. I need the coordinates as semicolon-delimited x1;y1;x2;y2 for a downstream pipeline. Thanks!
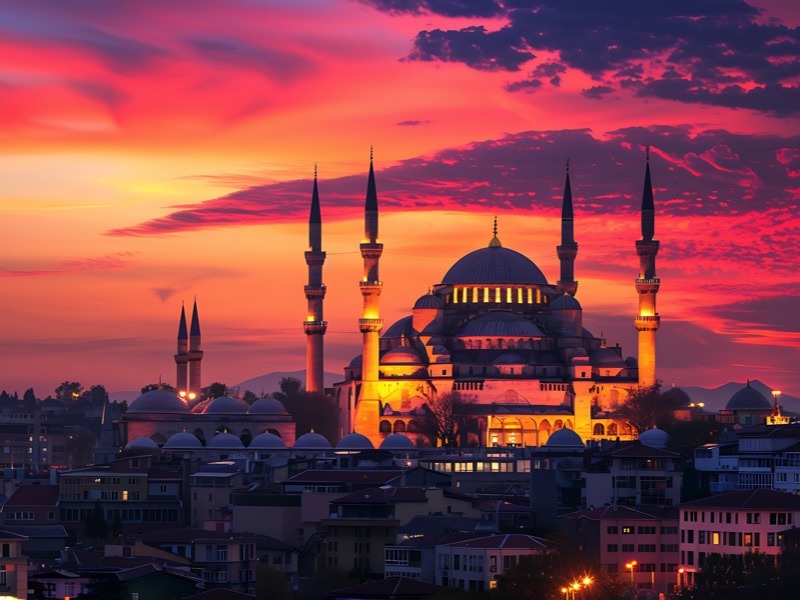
417;386;476;447
615;381;683;434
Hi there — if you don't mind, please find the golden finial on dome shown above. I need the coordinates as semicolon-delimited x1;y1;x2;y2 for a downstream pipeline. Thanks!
489;215;502;247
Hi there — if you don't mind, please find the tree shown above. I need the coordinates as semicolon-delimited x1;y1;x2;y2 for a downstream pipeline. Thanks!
80;384;109;407
417;386;476;447
273;377;337;441
205;381;228;399
56;381;83;403
242;390;259;405
615;382;685;434
23;388;37;402
141;382;176;394
85;499;107;541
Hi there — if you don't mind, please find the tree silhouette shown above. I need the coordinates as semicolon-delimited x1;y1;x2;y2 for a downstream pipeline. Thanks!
615;382;685;434
417;386;476;447
274;377;337;440
56;381;83;403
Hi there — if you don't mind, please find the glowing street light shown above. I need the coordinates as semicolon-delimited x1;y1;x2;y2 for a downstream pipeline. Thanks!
677;567;685;589
625;560;637;587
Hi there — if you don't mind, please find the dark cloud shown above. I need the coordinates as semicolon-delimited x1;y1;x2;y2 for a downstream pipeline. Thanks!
360;0;504;18
582;85;615;100
504;78;542;93
372;0;800;115
185;37;315;83
108;126;799;255
397;119;432;126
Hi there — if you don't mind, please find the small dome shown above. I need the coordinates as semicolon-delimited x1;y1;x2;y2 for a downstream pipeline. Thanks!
125;436;159;450
207;432;245;449
414;293;445;310
203;396;250;414
493;353;527;365
128;390;190;414
382;347;425;365
625;357;638;368
294;431;332;449
726;383;771;411
163;432;203;449
458;311;544;338
550;294;582;310
380;433;415;450
248;398;289;415
545;428;584;448
347;354;363;368
442;246;548;285
382;316;417;339
336;432;375;450
639;427;671;450
249;432;287;449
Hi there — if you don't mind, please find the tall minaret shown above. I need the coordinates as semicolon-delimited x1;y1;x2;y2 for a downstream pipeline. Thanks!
355;149;384;437
556;159;578;296
634;149;661;387
188;298;204;395
174;303;189;394
303;165;327;395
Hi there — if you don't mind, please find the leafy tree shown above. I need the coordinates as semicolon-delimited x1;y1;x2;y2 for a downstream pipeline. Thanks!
417;386;476;447
23;388;37;402
80;384;109;407
256;562;292;600
85;499;107;541
273;377;337;440
242;390;259;405
56;381;83;403
205;381;229;399
141;382;176;394
615;382;685;434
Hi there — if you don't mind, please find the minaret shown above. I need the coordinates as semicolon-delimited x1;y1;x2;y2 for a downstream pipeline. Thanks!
556;159;578;296
303;165;327;395
634;149;661;387
188;298;204;395
355;148;384;437
174;303;189;394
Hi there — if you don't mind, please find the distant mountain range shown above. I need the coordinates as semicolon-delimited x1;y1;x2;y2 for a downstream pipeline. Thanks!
109;369;341;403
109;373;794;412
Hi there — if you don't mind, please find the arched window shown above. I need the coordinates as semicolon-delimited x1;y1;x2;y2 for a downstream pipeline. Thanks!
607;423;618;437
393;421;406;433
407;419;421;433
194;428;206;446
621;423;632;436
240;429;252;447
593;423;605;436
379;420;392;434
554;419;564;430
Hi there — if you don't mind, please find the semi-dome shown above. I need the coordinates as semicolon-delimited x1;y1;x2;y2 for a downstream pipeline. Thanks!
125;436;159;450
203;396;250;414
248;398;289;415
550;294;582;310
294;431;332;449
493;353;527;365
726;383;771;411
249;432;287;449
128;390;190;414
414;293;445;310
379;433;415;450
639;427;671;449
207;432;245;449
382;347;425;365
545;427;584;448
336;432;375;450
442;245;548;285
383;316;417;339
163;432;203;449
458;311;544;338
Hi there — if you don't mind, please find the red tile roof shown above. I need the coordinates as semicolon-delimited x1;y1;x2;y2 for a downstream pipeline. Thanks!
3;484;59;507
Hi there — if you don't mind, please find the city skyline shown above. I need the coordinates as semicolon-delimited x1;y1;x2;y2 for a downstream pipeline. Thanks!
1;0;798;396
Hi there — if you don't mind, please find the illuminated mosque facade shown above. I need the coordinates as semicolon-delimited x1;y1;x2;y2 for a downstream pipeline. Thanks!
308;155;661;448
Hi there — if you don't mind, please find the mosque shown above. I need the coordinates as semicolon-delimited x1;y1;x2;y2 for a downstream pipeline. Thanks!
305;155;662;448
118;153;661;451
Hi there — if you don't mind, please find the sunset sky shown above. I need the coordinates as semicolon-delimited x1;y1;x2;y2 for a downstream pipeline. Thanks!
1;0;798;398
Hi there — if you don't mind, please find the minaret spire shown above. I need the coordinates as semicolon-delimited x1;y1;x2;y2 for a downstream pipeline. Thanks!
355;149;384;442
556;159;579;296
304;165;327;395
175;303;189;396
188;297;203;396
634;148;661;387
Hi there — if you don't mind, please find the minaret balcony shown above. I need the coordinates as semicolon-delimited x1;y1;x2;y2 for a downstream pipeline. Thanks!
304;250;327;264
359;318;383;333
304;284;327;298
635;279;660;293
303;320;328;334
359;282;383;295
634;315;661;331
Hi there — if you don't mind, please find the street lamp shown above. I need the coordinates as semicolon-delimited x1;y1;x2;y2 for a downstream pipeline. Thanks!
561;587;569;600
625;560;637;587
676;567;684;589
772;390;782;404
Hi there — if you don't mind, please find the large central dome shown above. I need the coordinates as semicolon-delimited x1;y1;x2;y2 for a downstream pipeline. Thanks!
441;245;548;285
